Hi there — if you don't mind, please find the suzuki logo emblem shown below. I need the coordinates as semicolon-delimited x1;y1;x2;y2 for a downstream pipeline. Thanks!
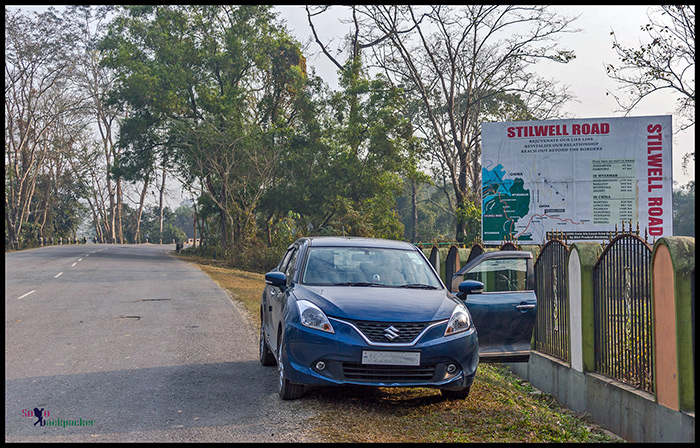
384;326;400;341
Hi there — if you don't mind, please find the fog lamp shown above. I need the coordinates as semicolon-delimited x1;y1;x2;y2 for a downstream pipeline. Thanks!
315;361;326;371
446;363;457;374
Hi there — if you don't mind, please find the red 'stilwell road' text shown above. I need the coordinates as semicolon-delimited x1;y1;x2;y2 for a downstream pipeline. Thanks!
507;122;610;138
646;123;664;236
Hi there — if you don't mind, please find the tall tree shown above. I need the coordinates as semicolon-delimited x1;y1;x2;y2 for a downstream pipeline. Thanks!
606;6;695;129
261;64;417;240
5;8;83;249
101;5;307;253
308;5;578;241
606;5;695;172
63;5;127;244
261;7;421;241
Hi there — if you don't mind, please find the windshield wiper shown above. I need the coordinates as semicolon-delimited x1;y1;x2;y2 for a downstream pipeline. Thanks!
332;282;383;287
396;283;440;289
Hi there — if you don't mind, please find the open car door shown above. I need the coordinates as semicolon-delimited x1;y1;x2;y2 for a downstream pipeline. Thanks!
451;251;537;363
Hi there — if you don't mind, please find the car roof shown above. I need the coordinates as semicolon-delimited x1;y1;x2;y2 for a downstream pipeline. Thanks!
303;236;416;250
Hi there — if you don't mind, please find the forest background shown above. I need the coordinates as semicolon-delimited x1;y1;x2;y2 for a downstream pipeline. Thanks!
5;5;695;271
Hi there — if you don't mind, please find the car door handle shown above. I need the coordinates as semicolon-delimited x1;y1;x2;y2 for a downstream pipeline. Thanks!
516;303;536;310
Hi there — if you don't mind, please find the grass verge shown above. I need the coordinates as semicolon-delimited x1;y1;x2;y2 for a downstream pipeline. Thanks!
175;250;623;443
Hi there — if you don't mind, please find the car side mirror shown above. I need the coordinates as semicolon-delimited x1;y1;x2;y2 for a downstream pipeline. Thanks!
265;271;287;288
457;280;484;301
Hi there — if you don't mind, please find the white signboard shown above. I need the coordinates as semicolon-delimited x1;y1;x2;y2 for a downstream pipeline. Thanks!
481;116;673;245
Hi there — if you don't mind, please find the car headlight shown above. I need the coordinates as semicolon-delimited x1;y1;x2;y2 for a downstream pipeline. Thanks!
296;300;335;333
444;303;471;336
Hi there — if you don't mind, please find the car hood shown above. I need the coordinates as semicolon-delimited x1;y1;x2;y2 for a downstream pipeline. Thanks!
292;284;459;322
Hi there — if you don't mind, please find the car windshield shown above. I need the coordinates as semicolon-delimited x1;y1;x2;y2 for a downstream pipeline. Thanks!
301;246;443;289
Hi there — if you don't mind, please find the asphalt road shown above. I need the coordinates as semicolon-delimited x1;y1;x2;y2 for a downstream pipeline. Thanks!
5;244;317;442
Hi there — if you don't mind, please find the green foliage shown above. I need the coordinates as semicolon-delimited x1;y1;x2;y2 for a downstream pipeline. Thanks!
396;178;467;243
161;222;188;244
172;201;195;238
480;91;538;122
455;201;482;245
101;5;310;256
118;204;189;244
673;180;695;237
259;57;417;243
267;211;305;249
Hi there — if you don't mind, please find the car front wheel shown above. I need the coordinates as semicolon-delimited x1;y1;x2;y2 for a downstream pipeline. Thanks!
277;333;304;400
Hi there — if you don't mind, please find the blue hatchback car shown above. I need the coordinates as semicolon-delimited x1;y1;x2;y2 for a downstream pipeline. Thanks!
259;237;537;400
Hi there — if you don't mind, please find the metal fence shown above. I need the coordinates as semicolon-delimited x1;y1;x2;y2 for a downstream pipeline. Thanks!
592;233;654;393
533;239;570;363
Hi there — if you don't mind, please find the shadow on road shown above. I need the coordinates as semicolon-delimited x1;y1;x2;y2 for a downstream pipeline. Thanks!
5;360;280;437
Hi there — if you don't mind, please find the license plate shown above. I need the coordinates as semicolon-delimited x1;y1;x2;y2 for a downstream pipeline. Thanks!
362;350;420;366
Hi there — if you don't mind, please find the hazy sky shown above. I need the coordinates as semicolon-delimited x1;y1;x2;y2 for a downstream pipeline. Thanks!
8;4;695;199
275;5;694;187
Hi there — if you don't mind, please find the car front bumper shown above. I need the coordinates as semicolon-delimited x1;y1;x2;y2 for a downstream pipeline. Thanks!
281;317;479;390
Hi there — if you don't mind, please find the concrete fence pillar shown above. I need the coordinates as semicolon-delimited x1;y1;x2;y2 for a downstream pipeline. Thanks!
567;242;603;373
437;247;450;284
651;236;695;412
458;247;471;267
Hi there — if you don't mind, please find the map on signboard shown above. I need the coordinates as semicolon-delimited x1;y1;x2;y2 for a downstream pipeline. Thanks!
482;162;581;243
482;164;532;241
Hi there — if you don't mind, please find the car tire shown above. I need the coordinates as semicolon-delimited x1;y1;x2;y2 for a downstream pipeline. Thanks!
259;321;276;366
277;333;304;400
440;386;471;400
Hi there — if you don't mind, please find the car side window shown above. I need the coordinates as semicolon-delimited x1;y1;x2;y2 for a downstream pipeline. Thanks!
284;248;300;283
465;258;528;293
278;247;294;273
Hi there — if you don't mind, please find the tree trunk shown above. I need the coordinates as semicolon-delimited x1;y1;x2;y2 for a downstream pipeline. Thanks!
411;179;418;242
158;162;167;244
38;195;50;238
85;196;102;244
191;194;199;248
135;171;151;244
116;177;123;244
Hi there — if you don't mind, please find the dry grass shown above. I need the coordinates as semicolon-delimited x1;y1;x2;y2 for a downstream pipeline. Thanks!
302;365;623;442
174;250;623;443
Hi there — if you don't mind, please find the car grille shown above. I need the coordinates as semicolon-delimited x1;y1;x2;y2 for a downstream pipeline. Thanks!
350;320;429;344
342;363;437;382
